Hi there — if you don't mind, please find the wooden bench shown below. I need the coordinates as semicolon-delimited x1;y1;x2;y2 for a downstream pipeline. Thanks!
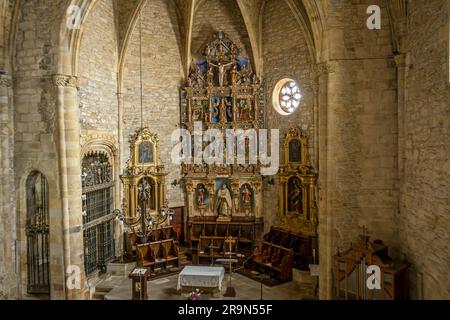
136;239;179;271
253;241;293;282
161;239;180;268
189;221;255;258
126;226;179;259
136;243;155;270
263;226;316;270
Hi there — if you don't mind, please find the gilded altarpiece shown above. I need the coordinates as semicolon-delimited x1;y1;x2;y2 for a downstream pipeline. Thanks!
121;128;167;226
278;128;318;236
181;32;265;243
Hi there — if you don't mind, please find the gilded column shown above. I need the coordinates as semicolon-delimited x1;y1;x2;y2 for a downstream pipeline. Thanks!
53;74;86;300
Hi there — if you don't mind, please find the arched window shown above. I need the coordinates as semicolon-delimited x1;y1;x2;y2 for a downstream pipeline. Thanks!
26;171;50;294
81;151;115;275
273;78;302;115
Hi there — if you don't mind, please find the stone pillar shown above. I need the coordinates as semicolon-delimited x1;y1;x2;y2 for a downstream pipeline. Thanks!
0;74;18;299
316;61;335;300
53;74;86;300
117;92;124;205
394;54;409;196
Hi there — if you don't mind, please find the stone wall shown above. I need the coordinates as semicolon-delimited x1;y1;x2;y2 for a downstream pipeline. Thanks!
261;0;316;233
78;0;119;134
121;0;184;206
12;0;67;299
191;0;252;61
0;0;16;301
319;0;398;298
0;73;15;300
398;0;450;299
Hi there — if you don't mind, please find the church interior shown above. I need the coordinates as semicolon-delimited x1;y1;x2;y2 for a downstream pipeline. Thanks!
0;0;449;301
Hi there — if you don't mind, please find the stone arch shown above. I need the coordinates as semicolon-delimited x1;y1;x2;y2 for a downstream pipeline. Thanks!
57;0;100;76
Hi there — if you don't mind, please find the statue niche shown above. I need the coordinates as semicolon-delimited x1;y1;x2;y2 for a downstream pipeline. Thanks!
215;182;233;219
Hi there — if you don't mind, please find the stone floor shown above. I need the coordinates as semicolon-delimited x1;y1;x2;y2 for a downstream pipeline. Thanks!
102;269;317;300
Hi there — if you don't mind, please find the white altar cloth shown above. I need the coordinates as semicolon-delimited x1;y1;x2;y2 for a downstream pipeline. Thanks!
177;266;225;291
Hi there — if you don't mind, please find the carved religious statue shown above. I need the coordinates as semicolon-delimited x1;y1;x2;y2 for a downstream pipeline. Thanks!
215;184;232;216
288;178;302;214
209;61;233;87
242;184;252;205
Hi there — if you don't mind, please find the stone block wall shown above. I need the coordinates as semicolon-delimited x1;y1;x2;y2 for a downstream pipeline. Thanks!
78;0;119;135
399;0;450;299
319;0;399;298
191;0;252;61
0;0;16;300
261;0;316;233
122;0;184;206
12;0;67;299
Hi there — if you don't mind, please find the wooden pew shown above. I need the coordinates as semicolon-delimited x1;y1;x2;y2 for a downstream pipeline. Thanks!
252;241;293;282
137;239;180;272
262;226;316;270
162;239;179;268
150;241;166;269
136;244;155;271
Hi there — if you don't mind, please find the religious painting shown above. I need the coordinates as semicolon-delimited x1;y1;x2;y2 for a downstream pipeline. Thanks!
211;97;221;123
289;139;302;163
240;183;254;207
138;141;154;164
225;96;233;122
195;183;209;208
287;177;303;215
192;99;209;123
236;98;253;121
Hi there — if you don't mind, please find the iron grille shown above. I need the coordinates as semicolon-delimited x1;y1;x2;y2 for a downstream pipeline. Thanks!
26;172;50;294
82;152;115;275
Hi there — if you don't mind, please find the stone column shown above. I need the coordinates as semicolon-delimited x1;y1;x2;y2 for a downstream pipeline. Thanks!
53;74;86;300
117;92;124;209
316;61;336;300
0;74;18;299
394;53;409;198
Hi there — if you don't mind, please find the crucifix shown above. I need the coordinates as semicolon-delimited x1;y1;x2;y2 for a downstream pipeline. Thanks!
209;61;233;87
223;236;237;297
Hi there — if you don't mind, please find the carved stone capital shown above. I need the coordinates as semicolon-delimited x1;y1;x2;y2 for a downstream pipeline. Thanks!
53;74;78;88
394;53;410;69
0;75;12;88
316;61;336;77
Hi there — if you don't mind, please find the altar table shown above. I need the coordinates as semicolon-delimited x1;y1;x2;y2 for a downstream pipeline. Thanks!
177;266;225;292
